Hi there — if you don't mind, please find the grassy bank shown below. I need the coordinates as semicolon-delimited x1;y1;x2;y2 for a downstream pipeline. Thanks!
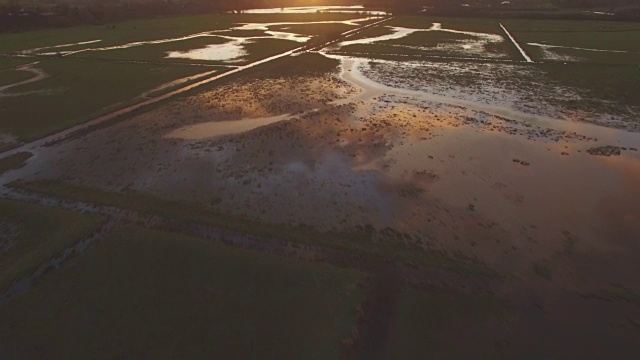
0;198;104;292
388;287;509;359
0;225;364;359
0;69;35;87
11;179;497;277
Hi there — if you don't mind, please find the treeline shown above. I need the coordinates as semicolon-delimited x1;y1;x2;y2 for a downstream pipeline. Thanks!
1;0;638;33
0;0;359;33
362;0;640;20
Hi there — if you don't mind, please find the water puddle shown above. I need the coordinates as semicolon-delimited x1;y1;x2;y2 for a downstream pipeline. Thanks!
165;113;294;139
0;65;48;96
167;39;247;62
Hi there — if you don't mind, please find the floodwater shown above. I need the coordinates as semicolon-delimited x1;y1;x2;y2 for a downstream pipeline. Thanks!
166;40;247;62
327;52;640;273
0;65;48;96
18;40;102;54
162;18;369;61
15;17;370;62
333;22;507;59
10;38;639;291
166;113;295;139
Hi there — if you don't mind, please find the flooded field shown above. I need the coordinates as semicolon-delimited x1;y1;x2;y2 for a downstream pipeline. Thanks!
1;12;640;359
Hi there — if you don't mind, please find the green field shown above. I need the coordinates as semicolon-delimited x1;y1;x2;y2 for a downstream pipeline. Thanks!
12;179;497;277
0;198;104;292
0;57;35;70
0;12;375;146
333;16;522;60
502;19;640;33
0;69;35;87
268;22;354;36
538;63;640;111
0;11;639;359
0;58;210;142
0;225;364;359
503;19;640;64
390;16;507;34
388;287;509;359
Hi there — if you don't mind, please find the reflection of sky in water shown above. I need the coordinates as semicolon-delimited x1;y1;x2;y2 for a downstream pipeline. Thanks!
18;17;373;63
336;22;505;58
164;31;310;62
166;39;247;62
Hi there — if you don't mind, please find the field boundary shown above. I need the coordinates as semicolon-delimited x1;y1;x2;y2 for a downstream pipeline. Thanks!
500;22;533;63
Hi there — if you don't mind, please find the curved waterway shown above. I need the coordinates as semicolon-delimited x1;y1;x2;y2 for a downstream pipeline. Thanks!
325;53;640;145
0;65;48;96
18;17;375;62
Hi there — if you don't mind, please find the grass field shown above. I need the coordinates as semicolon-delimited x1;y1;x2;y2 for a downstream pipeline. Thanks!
502;19;640;33
518;30;640;64
0;58;210;142
538;63;640;111
503;19;640;64
388;287;509;359
0;11;639;358
11;180;497;277
332;16;521;60
0;198;104;293
238;38;302;63
391;16;507;34
0;69;35;87
0;225;364;359
0;57;35;71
